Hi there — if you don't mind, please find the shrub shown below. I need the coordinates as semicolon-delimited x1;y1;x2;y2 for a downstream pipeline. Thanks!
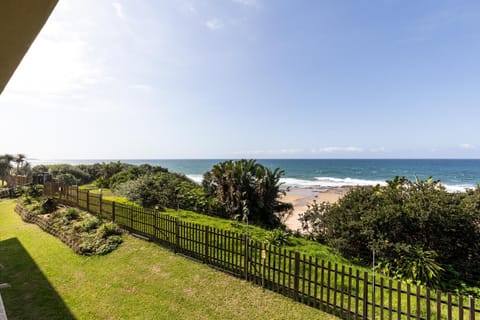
377;244;444;287
41;198;58;214
202;160;292;228
74;215;100;232
25;184;44;198
95;235;123;255
20;196;32;206
78;232;123;255
264;228;291;246
323;176;480;288
96;222;122;238
298;200;331;242
114;172;205;211
63;207;80;221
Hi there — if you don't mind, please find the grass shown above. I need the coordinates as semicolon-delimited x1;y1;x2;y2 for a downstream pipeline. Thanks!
165;208;357;267
90;200;480;319
0;199;337;320
79;184;141;207
49;187;480;319
77;183;360;267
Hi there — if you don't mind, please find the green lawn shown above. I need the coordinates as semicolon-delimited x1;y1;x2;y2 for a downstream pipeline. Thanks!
164;208;357;267
78;184;364;268
78;184;141;207
0;199;337;320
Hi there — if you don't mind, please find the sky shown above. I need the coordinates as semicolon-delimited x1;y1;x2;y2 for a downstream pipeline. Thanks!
1;0;480;159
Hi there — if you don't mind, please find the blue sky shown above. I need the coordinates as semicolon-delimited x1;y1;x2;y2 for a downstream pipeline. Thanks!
1;0;479;159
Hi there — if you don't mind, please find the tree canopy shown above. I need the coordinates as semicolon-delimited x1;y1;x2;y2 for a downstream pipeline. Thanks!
202;159;292;228
300;176;480;289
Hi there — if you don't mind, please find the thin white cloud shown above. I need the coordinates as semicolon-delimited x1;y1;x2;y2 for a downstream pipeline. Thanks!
459;143;476;150
112;2;125;19
236;146;388;156
312;146;364;153
232;0;260;7
132;84;153;93
180;2;197;15
206;18;224;30
235;148;304;155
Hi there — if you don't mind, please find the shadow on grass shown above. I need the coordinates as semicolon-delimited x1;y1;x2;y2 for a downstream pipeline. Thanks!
0;237;75;320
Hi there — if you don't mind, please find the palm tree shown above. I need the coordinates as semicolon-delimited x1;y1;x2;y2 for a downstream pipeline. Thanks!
20;161;32;176
14;153;26;175
203;159;291;227
0;154;14;186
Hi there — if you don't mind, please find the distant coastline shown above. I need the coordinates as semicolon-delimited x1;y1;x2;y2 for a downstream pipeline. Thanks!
30;158;480;192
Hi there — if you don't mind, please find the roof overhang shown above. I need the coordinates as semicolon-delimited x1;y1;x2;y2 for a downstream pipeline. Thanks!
0;0;58;94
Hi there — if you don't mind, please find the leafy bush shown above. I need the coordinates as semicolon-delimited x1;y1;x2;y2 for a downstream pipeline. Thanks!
40;198;58;214
202;160;292;228
73;215;100;232
377;244;444;287
40;164;92;185
22;203;124;256
114;172;206;212
299;200;330;242
319;176;480;289
96;222;122;238
56;173;78;186
264;228;291;246
25;184;43;198
108;164;167;190
95;235;123;255
78;232;123;255
20;196;32;206
62;207;80;221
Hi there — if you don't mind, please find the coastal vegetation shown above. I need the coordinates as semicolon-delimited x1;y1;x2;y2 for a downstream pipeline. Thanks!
0;199;335;320
17;185;123;255
299;176;480;294
35;160;292;229
0;153;31;185
202;159;292;227
28;160;480;296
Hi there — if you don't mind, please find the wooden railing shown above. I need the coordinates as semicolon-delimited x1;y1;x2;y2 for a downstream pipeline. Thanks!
5;174;32;187
44;182;480;320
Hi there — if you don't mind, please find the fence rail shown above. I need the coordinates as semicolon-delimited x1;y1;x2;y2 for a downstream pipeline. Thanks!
0;175;32;199
44;182;480;320
5;175;32;187
0;188;9;199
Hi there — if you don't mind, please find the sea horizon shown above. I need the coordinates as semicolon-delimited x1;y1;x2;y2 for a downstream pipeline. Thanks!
29;158;480;192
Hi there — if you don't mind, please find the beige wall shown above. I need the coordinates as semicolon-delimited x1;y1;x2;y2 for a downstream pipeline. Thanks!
0;0;58;94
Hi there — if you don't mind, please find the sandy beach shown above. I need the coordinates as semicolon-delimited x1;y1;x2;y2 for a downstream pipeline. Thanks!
281;187;349;232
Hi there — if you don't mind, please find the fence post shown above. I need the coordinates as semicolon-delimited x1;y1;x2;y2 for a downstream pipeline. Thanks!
86;190;90;212
99;193;103;217
294;251;300;301
174;218;180;253
363;272;369;319
244;235;249;280
112;201;116;222
76;186;79;205
469;295;475;320
130;206;134;230
204;226;209;264
154;210;158;241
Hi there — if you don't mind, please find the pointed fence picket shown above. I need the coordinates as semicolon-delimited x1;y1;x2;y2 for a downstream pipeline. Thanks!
44;182;480;320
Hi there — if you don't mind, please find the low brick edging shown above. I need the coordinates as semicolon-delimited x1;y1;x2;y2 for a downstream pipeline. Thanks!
14;203;81;254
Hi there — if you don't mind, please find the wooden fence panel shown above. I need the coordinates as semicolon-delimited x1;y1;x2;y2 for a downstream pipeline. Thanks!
43;183;480;320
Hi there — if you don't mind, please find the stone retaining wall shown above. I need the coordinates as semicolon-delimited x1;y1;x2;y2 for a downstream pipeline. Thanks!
14;203;81;254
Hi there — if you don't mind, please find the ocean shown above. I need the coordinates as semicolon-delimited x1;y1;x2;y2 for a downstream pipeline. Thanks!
30;159;480;192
